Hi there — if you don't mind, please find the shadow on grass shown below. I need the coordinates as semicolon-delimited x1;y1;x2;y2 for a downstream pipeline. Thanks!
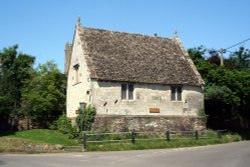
0;131;16;137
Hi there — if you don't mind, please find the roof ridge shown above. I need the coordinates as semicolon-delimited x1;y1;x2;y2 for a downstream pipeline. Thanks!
80;26;172;41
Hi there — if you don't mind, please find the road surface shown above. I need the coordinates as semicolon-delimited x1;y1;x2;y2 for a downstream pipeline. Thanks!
1;141;250;167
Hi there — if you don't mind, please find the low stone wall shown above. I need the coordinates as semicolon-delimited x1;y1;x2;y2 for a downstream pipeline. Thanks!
91;115;206;132
23;144;64;153
0;116;54;131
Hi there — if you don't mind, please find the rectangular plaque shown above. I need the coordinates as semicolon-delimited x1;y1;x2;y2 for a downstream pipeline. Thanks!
149;108;160;113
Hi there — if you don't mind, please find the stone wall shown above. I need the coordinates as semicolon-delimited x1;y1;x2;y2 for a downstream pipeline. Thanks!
91;81;204;116
66;26;92;118
66;24;204;119
0;116;53;130
91;115;206;132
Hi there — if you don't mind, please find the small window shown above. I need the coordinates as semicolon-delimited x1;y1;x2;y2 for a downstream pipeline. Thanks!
121;84;127;100
73;64;79;84
121;84;134;100
171;86;176;101
171;86;182;101
79;102;86;112
128;84;134;100
177;86;182;101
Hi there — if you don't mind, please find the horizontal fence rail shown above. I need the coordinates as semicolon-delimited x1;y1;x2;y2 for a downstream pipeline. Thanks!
82;130;228;150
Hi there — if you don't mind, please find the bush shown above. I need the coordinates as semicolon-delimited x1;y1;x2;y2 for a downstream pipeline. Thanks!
76;105;96;131
221;133;241;142
50;114;77;139
198;109;208;123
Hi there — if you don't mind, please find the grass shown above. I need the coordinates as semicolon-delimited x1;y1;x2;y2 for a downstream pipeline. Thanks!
0;129;79;153
0;129;247;153
85;130;242;151
0;129;78;146
87;140;217;151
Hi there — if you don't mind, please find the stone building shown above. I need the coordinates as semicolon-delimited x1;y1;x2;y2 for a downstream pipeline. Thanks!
65;18;205;132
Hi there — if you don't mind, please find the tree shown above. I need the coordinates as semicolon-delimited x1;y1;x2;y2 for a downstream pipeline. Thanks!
0;45;35;129
207;49;220;66
189;46;250;129
188;46;217;84
21;61;66;127
225;47;250;70
188;45;206;63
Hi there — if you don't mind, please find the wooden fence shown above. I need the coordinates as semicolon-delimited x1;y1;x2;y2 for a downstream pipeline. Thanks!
82;130;226;150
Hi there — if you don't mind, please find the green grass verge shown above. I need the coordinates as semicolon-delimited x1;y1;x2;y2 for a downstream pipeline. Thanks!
0;129;246;153
0;129;79;153
85;132;242;151
0;129;79;146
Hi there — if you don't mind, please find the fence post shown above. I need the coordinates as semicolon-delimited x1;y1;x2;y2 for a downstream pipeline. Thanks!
166;130;170;141
83;133;87;150
131;130;135;144
195;130;199;140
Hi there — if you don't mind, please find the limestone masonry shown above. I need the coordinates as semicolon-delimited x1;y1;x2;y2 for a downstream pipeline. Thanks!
65;18;205;132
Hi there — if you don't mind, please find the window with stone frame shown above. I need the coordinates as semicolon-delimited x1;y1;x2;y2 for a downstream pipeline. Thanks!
171;86;182;101
121;83;134;100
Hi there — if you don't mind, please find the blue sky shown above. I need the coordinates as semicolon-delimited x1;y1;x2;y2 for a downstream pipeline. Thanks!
1;0;250;72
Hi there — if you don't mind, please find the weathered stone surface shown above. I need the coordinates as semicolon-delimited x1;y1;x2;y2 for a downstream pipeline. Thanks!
90;81;204;117
66;23;204;120
24;144;64;152
65;22;205;134
91;115;206;132
2;116;46;130
16;116;52;130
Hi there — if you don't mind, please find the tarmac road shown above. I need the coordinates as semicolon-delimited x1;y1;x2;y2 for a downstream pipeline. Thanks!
1;141;250;167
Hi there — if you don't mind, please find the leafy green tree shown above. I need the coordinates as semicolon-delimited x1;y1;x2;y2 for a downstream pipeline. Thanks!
225;47;250;70
189;46;250;129
188;47;217;84
188;46;206;63
205;84;240;121
207;49;220;66
21;61;66;127
0;45;35;129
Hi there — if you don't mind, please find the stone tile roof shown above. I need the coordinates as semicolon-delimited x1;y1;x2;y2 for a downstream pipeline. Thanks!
78;26;204;86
